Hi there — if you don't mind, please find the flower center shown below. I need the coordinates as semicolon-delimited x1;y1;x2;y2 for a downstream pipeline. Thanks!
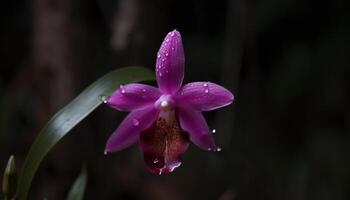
155;95;175;112
160;100;170;110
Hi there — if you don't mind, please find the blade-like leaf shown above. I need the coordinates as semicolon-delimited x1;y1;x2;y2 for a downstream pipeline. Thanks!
66;165;87;200
16;66;154;200
2;155;16;200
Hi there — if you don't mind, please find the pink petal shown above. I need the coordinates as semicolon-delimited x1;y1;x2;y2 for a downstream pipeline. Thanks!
139;112;189;174
105;106;158;153
175;82;234;111
155;30;185;94
106;83;161;111
178;107;218;151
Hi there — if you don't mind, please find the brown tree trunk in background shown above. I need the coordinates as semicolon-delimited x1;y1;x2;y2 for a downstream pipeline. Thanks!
108;0;168;68
30;0;81;198
32;0;79;123
3;0;83;198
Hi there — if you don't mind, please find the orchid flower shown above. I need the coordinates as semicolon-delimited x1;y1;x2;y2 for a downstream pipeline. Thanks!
104;30;234;174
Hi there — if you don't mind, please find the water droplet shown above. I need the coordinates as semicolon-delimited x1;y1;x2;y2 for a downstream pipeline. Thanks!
160;100;169;109
216;147;222;152
132;118;139;126
166;38;169;42
204;89;209;93
161;58;165;62
170;32;175;37
159;72;163;77
157;54;160;58
104;151;108;155
120;85;126;93
207;148;212;151
169;162;182;172
203;83;208;87
212;129;216;134
165;53;169;56
99;95;108;103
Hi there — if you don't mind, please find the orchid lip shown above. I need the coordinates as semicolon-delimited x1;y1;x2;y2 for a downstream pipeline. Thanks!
140;112;189;175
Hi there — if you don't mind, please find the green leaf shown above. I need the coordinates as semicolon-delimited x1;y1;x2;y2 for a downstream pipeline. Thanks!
3;155;16;200
16;66;154;200
66;165;87;200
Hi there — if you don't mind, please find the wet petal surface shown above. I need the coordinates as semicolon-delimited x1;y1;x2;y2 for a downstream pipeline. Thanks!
178;107;218;151
175;82;234;111
105;106;158;153
106;83;161;111
156;30;185;94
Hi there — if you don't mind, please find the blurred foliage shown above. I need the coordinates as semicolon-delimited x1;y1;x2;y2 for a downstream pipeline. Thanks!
66;165;87;200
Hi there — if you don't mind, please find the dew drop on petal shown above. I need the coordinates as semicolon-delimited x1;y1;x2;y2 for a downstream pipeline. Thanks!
170;32;175;37
203;83;208;87
212;129;216;134
207;148;212;151
165;52;169;57
104;151;108;155
142;88;146;92
204;89;209;93
216;147;222;152
132;118;139;126
159;72;163;77
99;95;107;103
120;85;126;94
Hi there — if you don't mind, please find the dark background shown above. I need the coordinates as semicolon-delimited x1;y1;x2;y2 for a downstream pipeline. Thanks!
1;0;349;199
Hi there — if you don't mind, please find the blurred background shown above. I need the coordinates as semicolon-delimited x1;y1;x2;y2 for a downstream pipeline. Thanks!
1;0;349;199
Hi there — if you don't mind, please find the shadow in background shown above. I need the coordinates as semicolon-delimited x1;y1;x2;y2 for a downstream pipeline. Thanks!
0;0;349;199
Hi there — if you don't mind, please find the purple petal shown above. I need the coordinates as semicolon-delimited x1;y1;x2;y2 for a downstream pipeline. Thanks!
178;107;217;151
105;106;158;153
156;30;185;94
139;112;189;174
175;82;234;111
106;83;161;111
